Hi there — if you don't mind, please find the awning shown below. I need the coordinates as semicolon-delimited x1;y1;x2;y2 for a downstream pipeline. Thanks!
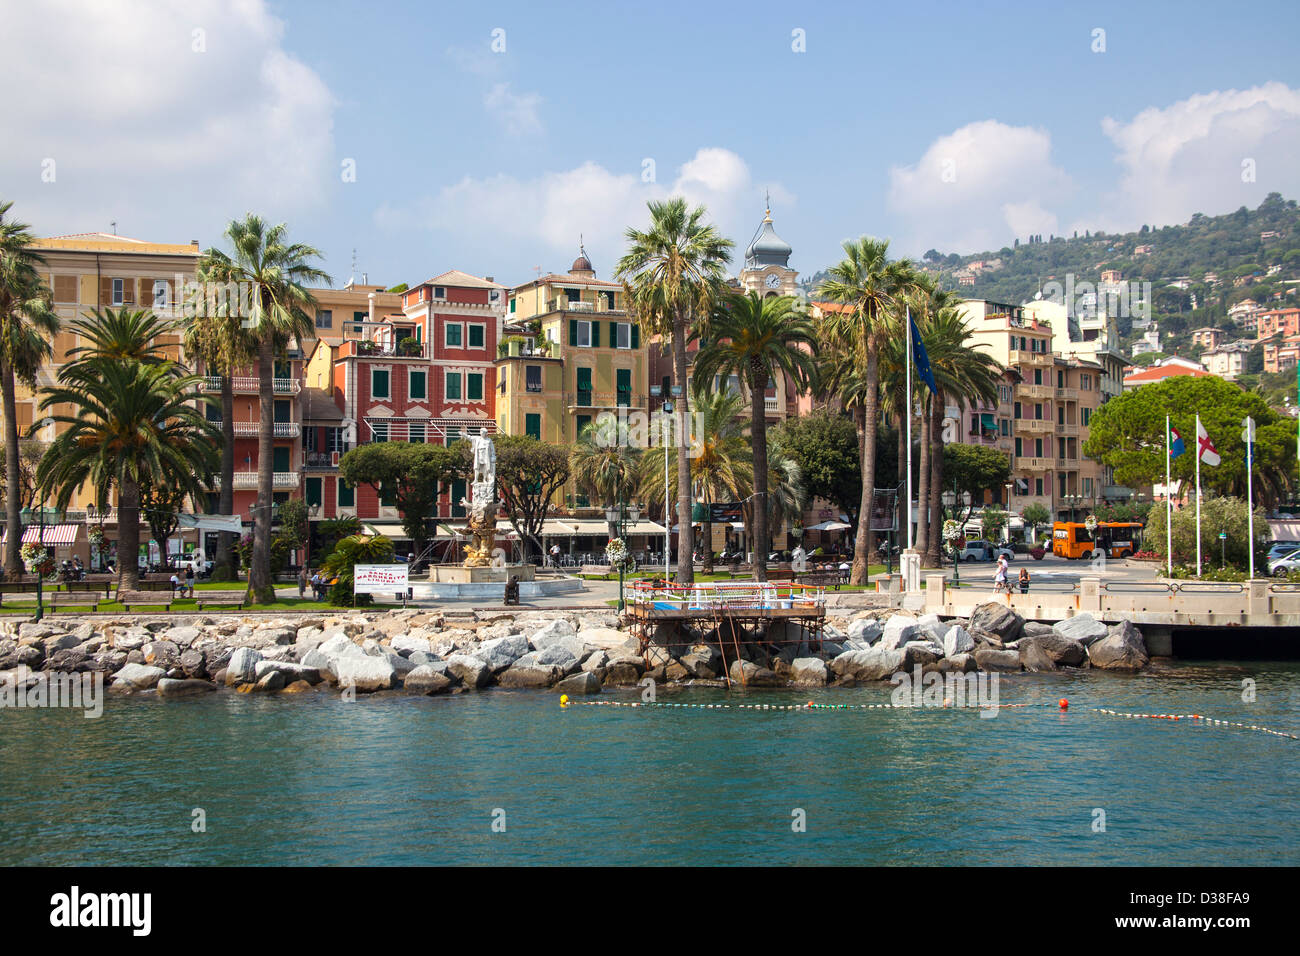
980;412;996;430
806;520;851;532
177;513;243;534
1;524;82;546
363;523;410;539
1268;519;1300;541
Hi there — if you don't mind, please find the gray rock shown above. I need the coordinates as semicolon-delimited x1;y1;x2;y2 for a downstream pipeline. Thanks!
943;652;978;673
790;657;828;686
529;618;576;650
1052;614;1109;646
498;664;562;688
902;642;942;667
179;649;207;679
163;626;202;648
19;622;65;642
446;654;493;689
1017;638;1058;672
1028;631;1087;667
474;634;530;672
1087;621;1149;670
335;654;396;692
829;646;905;682
534;643;579;673
878;615;920;651
258;627;296;646
916;614;947;644
1021;621;1055;639
113;627;151;651
972;648;1021;672
45;648;89;672
142;640;180;667
391;634;433;656
156;677;216;698
846;618;883;645
113;662;166;690
224;647;263;685
581;649;610;673
43;632;82;654
942;624;975;657
254;670;286;692
403;665;453;695
968;602;1025;641
554;670;602;695
729;659;783;687
254;660;322;685
602;657;645;685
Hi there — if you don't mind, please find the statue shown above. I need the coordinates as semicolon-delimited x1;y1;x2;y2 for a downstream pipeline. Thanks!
462;428;498;568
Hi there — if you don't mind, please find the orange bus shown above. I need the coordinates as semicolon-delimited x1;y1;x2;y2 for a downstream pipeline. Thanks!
1051;521;1144;560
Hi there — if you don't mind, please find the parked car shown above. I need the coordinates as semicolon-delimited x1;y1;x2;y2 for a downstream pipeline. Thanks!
958;540;1014;562
173;554;213;577
1268;548;1300;577
1267;541;1300;561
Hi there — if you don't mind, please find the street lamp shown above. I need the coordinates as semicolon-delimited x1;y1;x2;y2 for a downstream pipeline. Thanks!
942;489;960;588
605;496;641;611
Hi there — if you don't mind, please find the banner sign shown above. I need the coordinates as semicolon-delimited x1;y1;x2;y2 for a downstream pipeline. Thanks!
868;488;898;532
708;502;744;523
353;564;409;595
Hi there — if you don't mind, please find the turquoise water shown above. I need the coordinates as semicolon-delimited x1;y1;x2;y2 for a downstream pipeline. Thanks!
1;662;1297;866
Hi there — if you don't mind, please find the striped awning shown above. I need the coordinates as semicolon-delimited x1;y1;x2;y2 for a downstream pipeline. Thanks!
0;524;82;546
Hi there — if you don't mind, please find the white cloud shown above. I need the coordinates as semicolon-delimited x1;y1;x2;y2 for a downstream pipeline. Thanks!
484;83;543;136
1083;82;1300;232
0;0;335;239
377;148;789;282
886;120;1073;254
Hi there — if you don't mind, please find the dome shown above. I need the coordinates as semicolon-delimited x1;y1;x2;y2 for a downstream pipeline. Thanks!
744;210;792;268
571;254;593;274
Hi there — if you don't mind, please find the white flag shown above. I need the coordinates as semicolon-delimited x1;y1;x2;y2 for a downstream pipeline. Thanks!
1196;419;1221;467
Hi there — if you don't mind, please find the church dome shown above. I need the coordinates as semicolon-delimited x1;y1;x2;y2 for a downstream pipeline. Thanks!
744;210;792;268
571;254;593;273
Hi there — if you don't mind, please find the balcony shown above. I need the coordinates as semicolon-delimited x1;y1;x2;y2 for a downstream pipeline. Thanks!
1058;422;1080;436
230;421;301;438
304;450;343;469
202;376;301;395
764;396;781;414
1014;384;1054;400
352;341;429;360
1056;387;1079;401
210;472;301;490
564;392;646;410
1008;349;1053;367
547;297;623;315
1015;457;1054;472
1015;418;1054;434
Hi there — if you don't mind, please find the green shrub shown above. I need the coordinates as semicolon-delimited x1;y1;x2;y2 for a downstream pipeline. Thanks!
322;533;395;606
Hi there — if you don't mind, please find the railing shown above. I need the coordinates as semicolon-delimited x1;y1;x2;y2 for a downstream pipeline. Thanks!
1015;418;1054;434
201;376;301;394
1015;384;1054;400
304;451;342;469
231;421;301;438
354;342;429;359
547;297;623;315
209;472;301;490
764;396;781;413
1008;350;1052;366
1056;387;1079;401
1015;457;1054;471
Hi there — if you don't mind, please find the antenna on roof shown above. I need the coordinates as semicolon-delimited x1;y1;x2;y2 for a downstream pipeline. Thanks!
110;220;117;236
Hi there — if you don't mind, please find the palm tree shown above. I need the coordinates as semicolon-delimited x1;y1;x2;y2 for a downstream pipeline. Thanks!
616;198;734;584
202;215;329;604
694;291;816;580
571;417;643;540
639;388;751;574
184;254;256;581
35;359;218;593
0;201;60;580
817;238;916;584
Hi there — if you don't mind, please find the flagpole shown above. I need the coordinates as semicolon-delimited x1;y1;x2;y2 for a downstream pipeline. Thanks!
1247;421;1254;580
1195;413;1202;578
1166;414;1172;579
905;306;913;552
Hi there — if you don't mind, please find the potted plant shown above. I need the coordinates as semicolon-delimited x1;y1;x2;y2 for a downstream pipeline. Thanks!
396;337;423;357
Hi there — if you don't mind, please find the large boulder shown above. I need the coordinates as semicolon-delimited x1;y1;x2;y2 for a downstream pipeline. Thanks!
156;677;216;698
1087;621;1149;670
403;665;454;695
179;649;208;679
113;662;166;690
391;634;434;656
554;670;602;696
916;614;947;644
602;656;645;685
1021;621;1055;639
142;640;180;668
163;626;202;648
445;654;493;689
1029;631;1087;667
968;602;1024;642
474;634;530;672
790;657;828;686
941;652;978;673
829;646;905;682
529;619;576;650
729;659;783;687
254;660;322;685
335;654;396;692
942;624;975;657
902;642;942;667
1017;638;1058;672
224;647;263;685
972;648;1021;672
1053;614;1109;646
846;618;883;646
534;643;580;673
878;615;920;651
498;664;562;689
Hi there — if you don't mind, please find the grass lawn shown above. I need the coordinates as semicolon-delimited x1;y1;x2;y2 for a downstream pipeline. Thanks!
581;565;887;582
0;596;337;613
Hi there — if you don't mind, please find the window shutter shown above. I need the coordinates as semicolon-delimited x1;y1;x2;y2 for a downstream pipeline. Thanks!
631;324;640;349
591;322;600;348
122;278;135;304
99;276;112;306
609;322;617;346
569;319;578;345
139;278;154;307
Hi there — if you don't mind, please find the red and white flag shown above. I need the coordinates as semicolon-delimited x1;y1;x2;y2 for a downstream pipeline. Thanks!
1197;419;1221;467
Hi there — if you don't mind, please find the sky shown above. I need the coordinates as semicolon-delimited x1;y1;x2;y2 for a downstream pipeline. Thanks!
3;0;1300;290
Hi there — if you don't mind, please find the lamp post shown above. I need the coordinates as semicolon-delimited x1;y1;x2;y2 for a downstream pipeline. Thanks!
942;489;959;588
605;495;641;611
662;399;672;581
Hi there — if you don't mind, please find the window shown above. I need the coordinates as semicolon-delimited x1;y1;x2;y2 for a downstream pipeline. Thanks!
445;323;463;348
1082;407;1091;426
572;320;591;348
1015;437;1023;456
509;297;516;314
380;483;396;508
353;311;366;326
1034;438;1043;457
316;310;333;329
1034;368;1042;385
274;400;291;423
1035;478;1044;497
467;373;484;401
576;367;592;406
468;324;485;349
616;368;632;406
445;371;462;401
576;414;591;440
1081;374;1092;390
1083;477;1093;497
451;479;466;517
1058;407;1065;425
1014;402;1022;419
338;478;355;508
111;278;124;305
371;369;390;399
526;364;542;392
1034;403;1043;420
565;287;581;304
445;426;460;446
615;322;631;349
409;369;427;401
1057;370;1065;388
53;275;78;303
434;286;446;299
305;477;322;508
273;447;291;472
409;423;425;444
525;413;541;440
371;421;388;443
1000;418;1010;436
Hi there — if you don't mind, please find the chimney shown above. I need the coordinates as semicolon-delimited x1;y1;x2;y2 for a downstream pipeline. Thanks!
368;292;376;325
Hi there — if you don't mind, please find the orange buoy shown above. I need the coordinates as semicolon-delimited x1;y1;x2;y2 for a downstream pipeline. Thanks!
1059;698;1069;710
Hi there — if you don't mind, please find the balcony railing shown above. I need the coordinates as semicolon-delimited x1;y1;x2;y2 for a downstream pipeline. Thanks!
1056;387;1079;401
304;450;342;469
547;297;623;315
1008;350;1053;367
564;392;646;409
230;421;301;438
353;341;429;359
202;376;301;394
1015;418;1054;434
764;396;781;413
1014;384;1054;400
1015;457;1054;472
209;472;301;490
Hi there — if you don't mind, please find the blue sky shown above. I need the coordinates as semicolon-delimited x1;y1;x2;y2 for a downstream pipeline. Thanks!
3;0;1299;289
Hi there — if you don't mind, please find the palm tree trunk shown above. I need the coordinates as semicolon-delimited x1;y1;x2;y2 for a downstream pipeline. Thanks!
925;397;945;566
916;396;931;559
118;477;141;593
212;375;237;581
853;404;873;560
248;338;276;604
1;360;23;581
702;515;714;573
850;345;879;586
672;310;693;585
750;369;769;582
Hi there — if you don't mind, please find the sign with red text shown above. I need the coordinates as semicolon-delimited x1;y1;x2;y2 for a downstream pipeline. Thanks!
353;564;409;595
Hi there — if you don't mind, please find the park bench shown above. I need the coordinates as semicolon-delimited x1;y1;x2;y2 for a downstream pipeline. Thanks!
766;569;796;583
64;580;114;597
47;591;101;612
796;569;847;591
135;580;175;591
116;590;172;612
195;590;246;611
0;582;41;606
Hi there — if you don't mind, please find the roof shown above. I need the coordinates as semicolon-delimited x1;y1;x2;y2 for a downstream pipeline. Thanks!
419;270;505;290
511;272;622;291
30;233;200;255
1123;364;1210;385
303;387;344;422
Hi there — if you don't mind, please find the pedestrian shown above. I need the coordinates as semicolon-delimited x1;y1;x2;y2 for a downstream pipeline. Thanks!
1018;567;1030;594
549;543;561;569
185;565;196;598
168;571;181;598
298;565;308;599
310;572;322;601
993;555;1009;593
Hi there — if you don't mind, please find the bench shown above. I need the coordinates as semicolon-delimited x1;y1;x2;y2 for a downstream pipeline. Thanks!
135;580;176;592
796;570;847;591
766;569;796;583
195;590;246;610
47;591;101;612
63;580;114;597
116;590;172;612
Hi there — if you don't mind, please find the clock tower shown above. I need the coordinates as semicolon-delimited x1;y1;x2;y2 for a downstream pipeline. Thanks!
739;199;798;297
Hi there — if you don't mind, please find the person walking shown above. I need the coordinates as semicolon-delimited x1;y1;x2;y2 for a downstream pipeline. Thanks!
184;565;196;598
298;565;308;599
1018;567;1030;594
993;554;1009;593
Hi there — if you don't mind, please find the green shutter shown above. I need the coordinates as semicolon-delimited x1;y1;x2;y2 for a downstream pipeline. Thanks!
591;321;600;348
576;367;591;389
569;319;578;345
338;479;354;507
272;447;290;472
631;324;640;348
446;373;461;400
305;477;322;507
468;373;483;401
525;413;541;440
617;368;631;406
609;322;618;346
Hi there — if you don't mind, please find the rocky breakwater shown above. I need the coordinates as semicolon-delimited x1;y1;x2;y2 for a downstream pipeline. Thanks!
0;602;1151;699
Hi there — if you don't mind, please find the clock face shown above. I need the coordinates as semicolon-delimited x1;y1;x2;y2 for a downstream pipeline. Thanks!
765;273;781;289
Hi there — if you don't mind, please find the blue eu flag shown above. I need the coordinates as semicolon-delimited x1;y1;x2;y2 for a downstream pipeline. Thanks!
910;312;937;395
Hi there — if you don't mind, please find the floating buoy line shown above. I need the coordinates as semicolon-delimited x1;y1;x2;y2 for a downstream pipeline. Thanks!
557;695;1297;741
